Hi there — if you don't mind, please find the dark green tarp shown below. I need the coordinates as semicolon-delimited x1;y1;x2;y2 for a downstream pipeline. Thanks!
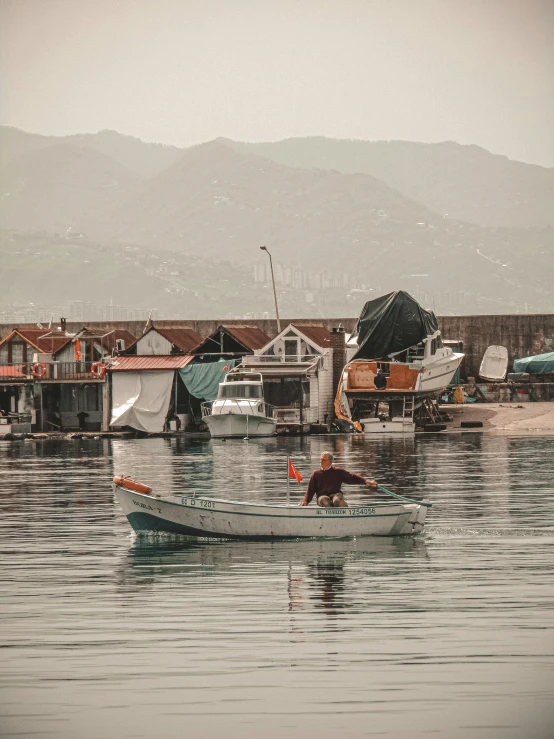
178;358;238;401
513;352;554;375
352;290;439;360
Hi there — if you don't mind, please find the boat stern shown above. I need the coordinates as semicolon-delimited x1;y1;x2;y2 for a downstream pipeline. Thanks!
407;500;429;534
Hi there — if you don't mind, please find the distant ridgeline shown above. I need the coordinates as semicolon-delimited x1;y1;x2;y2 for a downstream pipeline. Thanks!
0;126;553;317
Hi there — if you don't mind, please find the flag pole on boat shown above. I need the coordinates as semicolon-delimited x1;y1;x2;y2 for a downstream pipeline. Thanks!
286;456;290;504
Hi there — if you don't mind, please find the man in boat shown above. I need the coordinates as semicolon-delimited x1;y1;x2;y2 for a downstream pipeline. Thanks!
299;452;377;508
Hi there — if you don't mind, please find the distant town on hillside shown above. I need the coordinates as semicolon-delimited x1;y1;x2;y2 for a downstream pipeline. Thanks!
1;126;553;321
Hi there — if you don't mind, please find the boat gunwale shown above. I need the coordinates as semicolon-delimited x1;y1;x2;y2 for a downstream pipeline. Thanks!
113;484;420;513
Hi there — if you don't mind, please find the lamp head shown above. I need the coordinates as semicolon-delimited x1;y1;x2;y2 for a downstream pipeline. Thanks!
260;246;267;252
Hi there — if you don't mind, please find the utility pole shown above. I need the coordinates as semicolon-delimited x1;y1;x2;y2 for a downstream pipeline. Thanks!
260;246;281;333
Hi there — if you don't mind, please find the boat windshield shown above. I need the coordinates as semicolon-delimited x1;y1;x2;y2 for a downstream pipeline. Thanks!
219;384;263;399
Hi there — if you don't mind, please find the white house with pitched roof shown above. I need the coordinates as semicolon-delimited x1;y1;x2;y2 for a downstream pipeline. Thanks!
240;324;335;427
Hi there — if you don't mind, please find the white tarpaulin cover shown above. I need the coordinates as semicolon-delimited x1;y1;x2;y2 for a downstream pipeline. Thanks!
110;371;174;433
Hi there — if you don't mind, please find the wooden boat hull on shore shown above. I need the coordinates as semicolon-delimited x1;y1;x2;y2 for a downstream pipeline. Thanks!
113;484;429;539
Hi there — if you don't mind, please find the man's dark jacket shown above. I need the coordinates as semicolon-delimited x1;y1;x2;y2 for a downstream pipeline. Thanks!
302;466;366;506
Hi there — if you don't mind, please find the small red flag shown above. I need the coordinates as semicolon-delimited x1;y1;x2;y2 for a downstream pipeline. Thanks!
288;459;303;484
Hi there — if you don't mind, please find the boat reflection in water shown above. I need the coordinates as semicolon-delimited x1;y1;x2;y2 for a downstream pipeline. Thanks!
118;536;429;620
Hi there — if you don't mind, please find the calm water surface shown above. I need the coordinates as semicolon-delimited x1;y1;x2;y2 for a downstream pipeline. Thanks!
1;434;553;739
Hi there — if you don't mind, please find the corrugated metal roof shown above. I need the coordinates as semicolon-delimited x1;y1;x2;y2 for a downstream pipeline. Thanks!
47;329;138;357
224;325;271;350
0;329;72;354
292;324;332;348
154;327;203;352
125;326;203;353
108;355;194;372
96;329;137;352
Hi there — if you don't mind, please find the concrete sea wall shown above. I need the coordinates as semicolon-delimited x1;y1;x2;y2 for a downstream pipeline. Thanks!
2;314;553;379
438;314;554;379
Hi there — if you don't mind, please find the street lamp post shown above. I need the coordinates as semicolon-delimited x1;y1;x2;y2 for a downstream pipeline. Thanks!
259;246;281;333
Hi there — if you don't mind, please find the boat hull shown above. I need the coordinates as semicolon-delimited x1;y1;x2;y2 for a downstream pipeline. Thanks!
360;419;415;434
204;413;276;438
479;345;508;382
113;485;428;539
418;352;464;392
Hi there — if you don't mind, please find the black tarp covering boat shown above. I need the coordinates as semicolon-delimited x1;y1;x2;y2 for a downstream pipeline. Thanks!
352;291;439;361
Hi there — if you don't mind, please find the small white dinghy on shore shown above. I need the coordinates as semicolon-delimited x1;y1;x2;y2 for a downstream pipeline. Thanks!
479;345;508;382
113;476;430;539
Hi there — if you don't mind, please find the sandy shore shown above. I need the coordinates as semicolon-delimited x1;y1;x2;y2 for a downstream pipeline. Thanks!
443;402;554;433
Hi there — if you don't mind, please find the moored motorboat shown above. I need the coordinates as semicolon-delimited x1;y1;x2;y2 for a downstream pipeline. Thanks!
112;477;430;539
201;370;276;438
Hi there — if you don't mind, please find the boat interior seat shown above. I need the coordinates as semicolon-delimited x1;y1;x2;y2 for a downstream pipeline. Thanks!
348;362;377;389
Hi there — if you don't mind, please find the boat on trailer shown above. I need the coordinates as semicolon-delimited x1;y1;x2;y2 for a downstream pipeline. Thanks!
113;476;430;539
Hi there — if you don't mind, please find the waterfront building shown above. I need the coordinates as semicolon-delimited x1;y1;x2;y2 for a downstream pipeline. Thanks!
0;324;137;433
239;324;337;429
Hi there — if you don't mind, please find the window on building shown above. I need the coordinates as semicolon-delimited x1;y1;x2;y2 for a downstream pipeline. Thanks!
284;338;299;362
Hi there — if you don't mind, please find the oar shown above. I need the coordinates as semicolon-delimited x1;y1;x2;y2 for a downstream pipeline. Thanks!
376;484;433;508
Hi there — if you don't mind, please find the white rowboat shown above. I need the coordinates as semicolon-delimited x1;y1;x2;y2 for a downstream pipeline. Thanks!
113;480;430;539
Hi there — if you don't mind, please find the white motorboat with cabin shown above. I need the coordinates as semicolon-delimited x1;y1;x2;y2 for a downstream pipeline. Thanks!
201;370;276;438
113;476;430;539
336;291;464;432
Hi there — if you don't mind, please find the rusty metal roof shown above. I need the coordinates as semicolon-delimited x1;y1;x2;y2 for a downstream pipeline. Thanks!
45;328;138;356
154;327;203;352
0;329;72;354
126;326;203;353
95;329;137;352
224;325;271;350
292;324;332;348
108;355;195;372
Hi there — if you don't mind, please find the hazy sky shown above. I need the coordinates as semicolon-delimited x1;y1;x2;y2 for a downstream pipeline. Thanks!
1;0;553;165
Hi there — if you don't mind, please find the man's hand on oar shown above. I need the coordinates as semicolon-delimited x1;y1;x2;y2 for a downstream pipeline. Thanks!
365;479;378;487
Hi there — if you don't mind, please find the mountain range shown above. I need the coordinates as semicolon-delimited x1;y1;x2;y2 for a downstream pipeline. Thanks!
1;125;553;318
230;137;554;229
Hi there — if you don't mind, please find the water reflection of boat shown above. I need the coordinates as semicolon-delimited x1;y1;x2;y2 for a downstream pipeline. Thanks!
113;478;430;539
125;535;426;574
118;537;429;614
